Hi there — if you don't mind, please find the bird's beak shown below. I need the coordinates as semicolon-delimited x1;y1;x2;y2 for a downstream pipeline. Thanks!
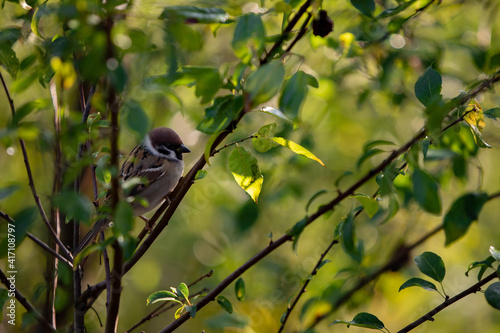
179;144;191;154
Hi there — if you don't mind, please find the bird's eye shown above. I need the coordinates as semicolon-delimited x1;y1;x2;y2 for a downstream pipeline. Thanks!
156;146;171;156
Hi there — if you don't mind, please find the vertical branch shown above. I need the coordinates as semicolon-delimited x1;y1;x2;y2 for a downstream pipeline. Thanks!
0;72;73;261
104;13;123;332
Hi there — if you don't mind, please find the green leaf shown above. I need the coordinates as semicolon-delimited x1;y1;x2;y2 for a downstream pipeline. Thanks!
414;67;442;108
399;277;439;293
12;99;51;125
484;107;500;120
252;123;279;152
217;296;233;314
197;95;244;134
31;2;50;38
363;139;396;151
195;170;208;180
339;208;364;263
414;251;446;283
355;194;379;218
229;146;263;203
306;190;329;213
52;191;93;223
331;312;386;330
287;217;307;254
258;106;291;121
245;60;285;106
412;168;441;215
0;184;21;200
0;27;21;47
0;43;19;79
465;256;495;280
443;192;489;246
0;207;37;258
468;123;492;148
357;148;385;169
178;282;189;301
485;282;500;310
185;304;197;318
232;13;266;64
113;201;134;235
377;0;417;18
160;6;229;24
279;71;318;119
350;0;376;17
174;305;185;319
146;291;181;305
272;137;325;166
235;278;245;301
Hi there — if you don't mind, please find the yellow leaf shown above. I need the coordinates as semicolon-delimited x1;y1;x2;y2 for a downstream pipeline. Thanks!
464;100;485;131
272;137;325;166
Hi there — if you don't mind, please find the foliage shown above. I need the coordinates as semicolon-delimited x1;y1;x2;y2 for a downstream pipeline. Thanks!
1;0;500;332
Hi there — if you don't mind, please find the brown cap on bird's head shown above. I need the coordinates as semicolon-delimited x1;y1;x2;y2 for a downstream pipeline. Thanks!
149;127;184;146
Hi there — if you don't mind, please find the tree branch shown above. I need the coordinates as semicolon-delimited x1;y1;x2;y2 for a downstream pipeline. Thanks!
0;71;73;262
0;268;57;332
398;271;499;332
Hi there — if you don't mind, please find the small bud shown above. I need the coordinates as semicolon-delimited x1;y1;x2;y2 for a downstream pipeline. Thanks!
312;10;334;38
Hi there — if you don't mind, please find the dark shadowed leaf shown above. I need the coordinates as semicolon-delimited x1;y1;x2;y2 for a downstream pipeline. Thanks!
52;191;93;223
465;256;495;281
0;184;21;200
121;100;150;141
331;312;386;330
217;296;233;314
350;0;375;17
197;95;244;134
0;43;19;79
412;168;441;215
339;207;364;263
484;107;500;119
485;282;500;310
399;277;439;293
252;123;279;152
415;67;442;107
443;192;489;246
414;251;446;282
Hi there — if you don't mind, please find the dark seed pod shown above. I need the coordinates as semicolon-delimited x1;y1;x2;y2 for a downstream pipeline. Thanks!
312;10;334;38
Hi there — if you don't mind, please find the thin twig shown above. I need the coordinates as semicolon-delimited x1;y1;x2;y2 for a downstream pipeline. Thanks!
278;240;338;332
398;271;498;332
0;268;57;332
0;71;73;261
126;271;213;332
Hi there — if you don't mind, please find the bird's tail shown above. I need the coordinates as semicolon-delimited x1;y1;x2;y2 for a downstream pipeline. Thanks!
73;218;110;255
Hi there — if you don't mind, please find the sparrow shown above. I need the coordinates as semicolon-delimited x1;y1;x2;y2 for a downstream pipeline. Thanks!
74;127;190;254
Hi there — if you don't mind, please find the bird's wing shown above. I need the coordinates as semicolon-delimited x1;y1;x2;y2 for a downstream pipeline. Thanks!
121;146;167;197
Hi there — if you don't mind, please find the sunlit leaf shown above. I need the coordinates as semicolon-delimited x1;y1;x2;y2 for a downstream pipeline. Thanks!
399;277;439;293
414;251;446;283
272;137;324;166
229;146;263;202
160;6;229;24
178;282;189;301
252;123;279;152
355;194;379;218
235;278;245;301
489;246;500;262
258;106;290;121
147;290;181;305
443;192;489;246
195;170;208;180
